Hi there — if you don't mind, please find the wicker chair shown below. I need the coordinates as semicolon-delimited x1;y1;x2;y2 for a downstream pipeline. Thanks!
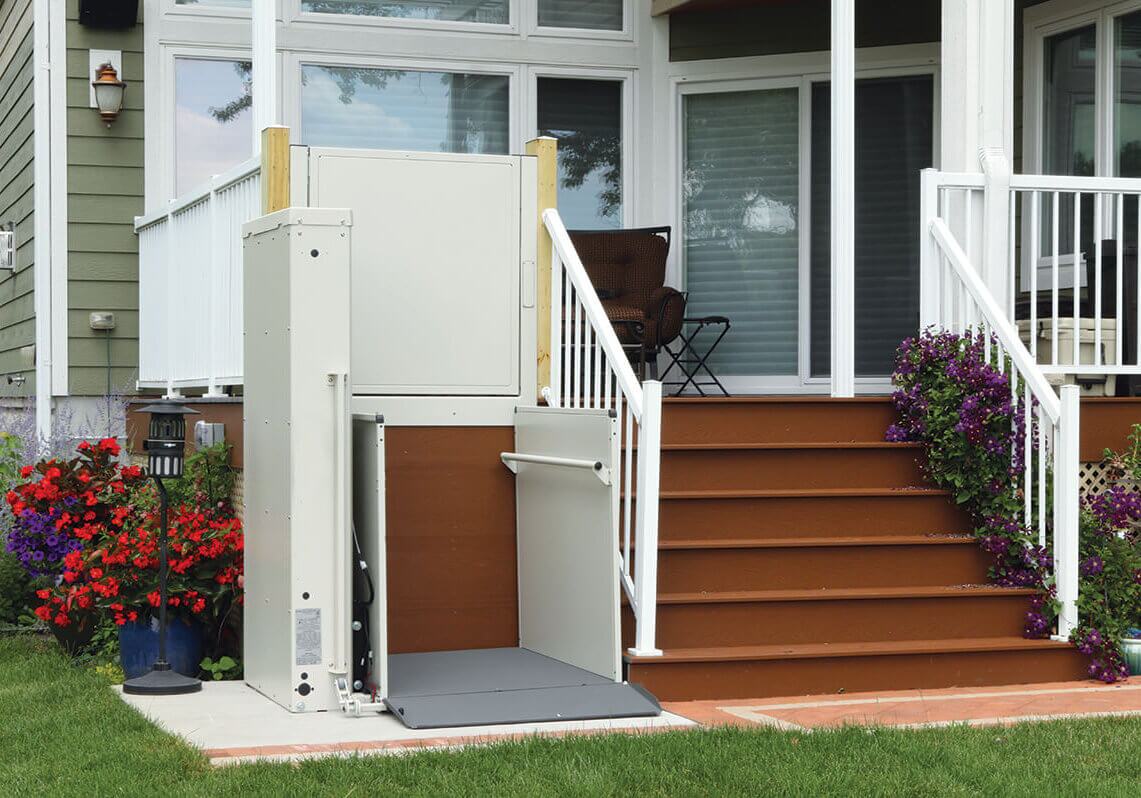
568;226;686;380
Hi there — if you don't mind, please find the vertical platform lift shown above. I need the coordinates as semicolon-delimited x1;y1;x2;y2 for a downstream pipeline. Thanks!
242;166;658;729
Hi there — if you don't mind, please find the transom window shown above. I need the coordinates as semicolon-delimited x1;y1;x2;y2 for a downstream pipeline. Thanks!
299;0;509;24
174;58;253;194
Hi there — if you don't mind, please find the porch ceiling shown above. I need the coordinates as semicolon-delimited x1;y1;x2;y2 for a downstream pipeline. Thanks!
651;0;790;16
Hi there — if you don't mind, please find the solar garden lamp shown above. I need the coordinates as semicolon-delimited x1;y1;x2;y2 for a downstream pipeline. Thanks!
122;401;201;696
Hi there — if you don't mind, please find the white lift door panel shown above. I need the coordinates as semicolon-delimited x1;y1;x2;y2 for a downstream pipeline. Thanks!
512;407;621;682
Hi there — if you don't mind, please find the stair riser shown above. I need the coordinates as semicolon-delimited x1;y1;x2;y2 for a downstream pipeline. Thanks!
660;448;927;492
659;495;973;540
628;595;1032;649
628;648;1088;701
663;402;897;446
658;543;991;592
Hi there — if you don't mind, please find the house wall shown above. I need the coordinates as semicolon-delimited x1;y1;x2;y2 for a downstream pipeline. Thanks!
0;0;36;396
65;0;143;397
668;0;941;62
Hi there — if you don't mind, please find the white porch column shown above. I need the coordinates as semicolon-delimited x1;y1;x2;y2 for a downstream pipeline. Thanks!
941;0;1015;312
251;0;279;153
830;0;855;397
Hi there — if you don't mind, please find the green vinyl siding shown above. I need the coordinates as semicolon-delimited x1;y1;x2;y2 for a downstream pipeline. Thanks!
66;0;143;396
669;0;940;63
0;0;35;394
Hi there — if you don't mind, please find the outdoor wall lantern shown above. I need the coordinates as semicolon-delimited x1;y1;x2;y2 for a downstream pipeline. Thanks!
123;401;202;696
91;63;127;128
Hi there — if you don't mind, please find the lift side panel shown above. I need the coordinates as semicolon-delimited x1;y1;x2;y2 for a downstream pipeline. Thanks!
352;417;388;699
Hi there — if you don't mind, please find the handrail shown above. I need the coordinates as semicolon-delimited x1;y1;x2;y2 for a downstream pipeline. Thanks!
1010;173;1141;193
500;452;611;485
929;218;1061;422
540;208;663;657
543;208;644;419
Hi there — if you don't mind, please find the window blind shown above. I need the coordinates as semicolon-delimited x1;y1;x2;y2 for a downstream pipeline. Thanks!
538;0;622;31
809;75;934;378
683;88;800;377
537;77;623;229
300;66;509;155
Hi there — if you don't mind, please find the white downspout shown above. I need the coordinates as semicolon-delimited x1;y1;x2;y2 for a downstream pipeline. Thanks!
31;0;54;448
830;0;855;397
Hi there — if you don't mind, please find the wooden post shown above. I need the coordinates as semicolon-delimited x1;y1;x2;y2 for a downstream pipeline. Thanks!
527;137;557;401
261;126;290;214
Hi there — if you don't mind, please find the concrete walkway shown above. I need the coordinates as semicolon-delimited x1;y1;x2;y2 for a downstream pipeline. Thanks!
118;677;1141;765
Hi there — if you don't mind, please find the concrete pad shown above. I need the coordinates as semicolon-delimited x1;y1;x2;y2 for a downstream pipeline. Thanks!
116;682;695;765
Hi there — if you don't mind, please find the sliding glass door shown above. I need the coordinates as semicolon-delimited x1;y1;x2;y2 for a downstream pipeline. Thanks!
680;74;933;391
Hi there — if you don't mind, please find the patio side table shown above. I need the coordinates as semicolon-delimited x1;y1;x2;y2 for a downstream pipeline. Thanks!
661;316;731;396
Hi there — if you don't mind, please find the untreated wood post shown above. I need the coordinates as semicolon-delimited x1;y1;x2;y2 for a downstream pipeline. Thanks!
261;126;290;214
526;136;557;401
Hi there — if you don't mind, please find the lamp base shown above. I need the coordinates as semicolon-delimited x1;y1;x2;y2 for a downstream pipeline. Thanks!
122;660;202;696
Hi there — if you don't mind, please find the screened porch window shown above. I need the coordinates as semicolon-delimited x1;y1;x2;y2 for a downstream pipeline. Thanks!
174;58;253;195
174;0;249;7
300;66;510;154
538;0;622;31
537;77;622;229
299;0;508;23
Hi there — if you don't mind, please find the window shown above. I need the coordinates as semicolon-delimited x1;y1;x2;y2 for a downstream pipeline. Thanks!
299;0;508;24
174;58;252;194
300;65;510;154
537;77;622;229
1043;25;1096;178
682;87;801;378
538;0;622;31
1116;11;1141;177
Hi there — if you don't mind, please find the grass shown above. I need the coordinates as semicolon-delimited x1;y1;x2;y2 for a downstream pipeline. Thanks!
1;636;1140;797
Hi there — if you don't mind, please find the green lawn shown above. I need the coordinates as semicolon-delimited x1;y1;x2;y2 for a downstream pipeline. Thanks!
1;636;1139;797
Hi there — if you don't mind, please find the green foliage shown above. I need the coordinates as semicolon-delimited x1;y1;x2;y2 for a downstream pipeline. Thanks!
135;442;236;513
200;655;242;681
0;433;30;624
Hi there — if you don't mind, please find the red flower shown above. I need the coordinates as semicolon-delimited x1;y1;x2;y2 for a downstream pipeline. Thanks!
19;465;33;478
53;613;69;627
33;606;52;622
35;589;51;600
98;438;121;456
88;567;103;580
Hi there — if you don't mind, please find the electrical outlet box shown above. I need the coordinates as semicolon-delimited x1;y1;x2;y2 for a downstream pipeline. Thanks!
0;225;13;271
89;312;116;330
194;421;225;449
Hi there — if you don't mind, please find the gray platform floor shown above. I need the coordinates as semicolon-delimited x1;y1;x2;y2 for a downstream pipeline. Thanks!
385;647;661;730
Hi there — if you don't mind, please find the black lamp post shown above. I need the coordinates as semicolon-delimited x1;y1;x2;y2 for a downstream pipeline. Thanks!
123;401;201;696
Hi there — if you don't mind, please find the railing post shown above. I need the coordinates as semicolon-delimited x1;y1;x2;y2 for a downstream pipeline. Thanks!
206;184;223;397
526;137;557;403
630;380;663;657
920;168;940;330
981;147;1013;316
261;126;290;214
1054;384;1081;640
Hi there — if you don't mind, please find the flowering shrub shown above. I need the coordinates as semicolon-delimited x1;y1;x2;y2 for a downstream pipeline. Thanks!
889;331;1048;596
4;439;144;579
1072;430;1141;682
890;331;1141;682
34;504;243;630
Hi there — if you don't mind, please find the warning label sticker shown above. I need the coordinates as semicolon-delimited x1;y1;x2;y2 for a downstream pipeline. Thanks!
295;608;322;666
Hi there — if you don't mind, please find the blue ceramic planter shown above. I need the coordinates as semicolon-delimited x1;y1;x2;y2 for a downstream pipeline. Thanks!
118;617;204;679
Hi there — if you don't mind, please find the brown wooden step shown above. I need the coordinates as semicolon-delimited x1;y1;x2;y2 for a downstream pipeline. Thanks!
657;535;989;592
658;488;973;541
626;637;1087;701
636;586;1035;649
662;397;897;446
659;442;927;492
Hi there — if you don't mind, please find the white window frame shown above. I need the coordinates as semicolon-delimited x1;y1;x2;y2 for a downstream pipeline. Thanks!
528;0;632;43
526;66;635;228
1024;0;1141;180
1022;0;1141;290
286;0;518;36
663;46;939;394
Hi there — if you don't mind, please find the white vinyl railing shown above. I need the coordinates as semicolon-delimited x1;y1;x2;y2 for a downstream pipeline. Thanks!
921;170;1080;638
541;208;664;657
135;157;262;395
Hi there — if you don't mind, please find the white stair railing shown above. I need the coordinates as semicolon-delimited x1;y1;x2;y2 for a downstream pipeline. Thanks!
542;208;663;657
921;170;1080;638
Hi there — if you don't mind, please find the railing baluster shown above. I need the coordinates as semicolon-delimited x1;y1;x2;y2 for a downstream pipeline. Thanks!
1116;192;1124;369
1095;192;1103;367
623;396;633;580
1074;191;1082;369
1038;403;1048;548
1029;190;1040;360
1052;191;1060;368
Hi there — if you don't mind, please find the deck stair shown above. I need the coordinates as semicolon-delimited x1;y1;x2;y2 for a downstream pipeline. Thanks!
625;397;1087;701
